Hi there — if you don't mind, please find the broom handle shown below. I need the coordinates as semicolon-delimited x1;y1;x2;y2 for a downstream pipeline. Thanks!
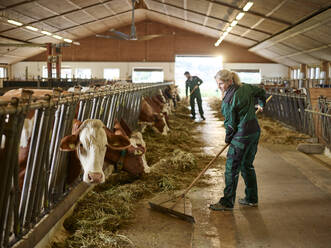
171;94;272;209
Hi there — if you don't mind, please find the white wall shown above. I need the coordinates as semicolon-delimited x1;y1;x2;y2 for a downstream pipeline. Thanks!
223;63;288;78
11;61;288;81
11;61;175;81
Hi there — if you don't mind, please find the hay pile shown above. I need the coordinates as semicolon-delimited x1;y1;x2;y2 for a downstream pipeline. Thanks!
144;104;204;165
52;101;224;248
258;116;310;145
208;97;225;121
208;97;310;145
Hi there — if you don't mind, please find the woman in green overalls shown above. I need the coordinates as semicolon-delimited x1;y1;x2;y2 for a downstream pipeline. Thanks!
210;69;266;211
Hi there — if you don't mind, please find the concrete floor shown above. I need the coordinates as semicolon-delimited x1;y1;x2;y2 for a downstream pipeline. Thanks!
122;102;331;248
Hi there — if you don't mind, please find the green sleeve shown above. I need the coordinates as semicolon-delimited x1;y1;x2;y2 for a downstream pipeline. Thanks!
225;94;239;144
185;81;188;97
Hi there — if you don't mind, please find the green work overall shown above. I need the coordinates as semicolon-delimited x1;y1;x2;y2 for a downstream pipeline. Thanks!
219;83;266;208
185;76;204;118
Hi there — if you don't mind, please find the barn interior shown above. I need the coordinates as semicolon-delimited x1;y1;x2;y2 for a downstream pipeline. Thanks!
0;0;330;248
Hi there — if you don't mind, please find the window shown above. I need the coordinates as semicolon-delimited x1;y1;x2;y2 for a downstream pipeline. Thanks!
315;67;320;79
0;67;6;78
231;69;261;84
292;68;301;79
42;66;56;79
104;68;120;80
132;68;164;83
175;56;223;97
309;67;315;79
75;68;91;79
43;66;72;79
61;68;72;79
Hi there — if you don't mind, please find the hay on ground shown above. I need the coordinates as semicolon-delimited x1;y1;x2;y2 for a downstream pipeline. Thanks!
52;101;225;248
208;97;311;145
208;97;224;121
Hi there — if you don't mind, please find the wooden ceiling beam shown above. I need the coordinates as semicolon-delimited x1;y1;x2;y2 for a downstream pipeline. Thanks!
249;5;331;50
0;35;30;44
0;0;115;34
274;43;331;60
149;0;272;35
0;0;36;10
203;2;213;26
203;0;292;26
240;0;289;38
24;9;133;42
146;8;259;43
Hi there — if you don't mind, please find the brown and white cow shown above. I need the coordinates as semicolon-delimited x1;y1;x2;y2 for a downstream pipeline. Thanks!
113;119;150;173
139;97;169;135
1;89;61;188
1;89;133;186
60;119;131;184
60;118;150;184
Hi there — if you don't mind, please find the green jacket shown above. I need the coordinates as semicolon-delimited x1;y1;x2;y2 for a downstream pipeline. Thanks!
221;83;266;144
186;76;203;96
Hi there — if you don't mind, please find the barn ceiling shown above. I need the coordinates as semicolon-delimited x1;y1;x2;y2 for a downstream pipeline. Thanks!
0;0;330;66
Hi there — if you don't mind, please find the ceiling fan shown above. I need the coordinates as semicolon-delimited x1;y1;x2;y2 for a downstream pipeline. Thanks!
96;0;176;41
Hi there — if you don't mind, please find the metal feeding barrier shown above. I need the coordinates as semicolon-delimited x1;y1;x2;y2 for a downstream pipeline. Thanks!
0;82;171;248
262;77;330;88
263;87;331;147
311;96;331;146
264;88;315;136
2;79;107;89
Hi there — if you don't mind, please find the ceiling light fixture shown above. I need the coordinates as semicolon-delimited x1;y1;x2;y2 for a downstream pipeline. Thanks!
243;2;254;11
64;38;72;43
214;37;224;47
231;20;238;27
52;35;63;40
226;26;232;32
41;30;52;36
25;26;38;31
236;12;245;20
7;19;23;26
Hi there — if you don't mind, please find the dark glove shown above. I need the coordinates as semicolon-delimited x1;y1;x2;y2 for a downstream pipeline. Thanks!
225;125;236;144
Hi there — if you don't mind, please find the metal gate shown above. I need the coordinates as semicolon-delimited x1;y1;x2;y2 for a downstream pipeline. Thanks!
0;82;171;247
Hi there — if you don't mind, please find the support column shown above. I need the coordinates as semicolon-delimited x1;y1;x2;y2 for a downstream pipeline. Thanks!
299;64;307;88
55;46;62;80
321;61;329;86
46;43;52;81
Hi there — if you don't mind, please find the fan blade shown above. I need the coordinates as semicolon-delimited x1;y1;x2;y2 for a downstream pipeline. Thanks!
109;29;130;40
96;34;127;40
137;34;174;41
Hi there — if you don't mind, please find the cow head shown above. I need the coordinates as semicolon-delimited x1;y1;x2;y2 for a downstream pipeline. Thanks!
60;119;130;184
139;98;169;135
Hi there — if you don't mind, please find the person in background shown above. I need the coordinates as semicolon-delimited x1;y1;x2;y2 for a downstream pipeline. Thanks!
184;71;205;120
210;69;266;211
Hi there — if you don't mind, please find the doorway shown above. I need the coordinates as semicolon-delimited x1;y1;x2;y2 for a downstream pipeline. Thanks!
175;55;223;97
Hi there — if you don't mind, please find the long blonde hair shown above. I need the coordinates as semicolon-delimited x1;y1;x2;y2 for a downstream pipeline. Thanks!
215;69;242;86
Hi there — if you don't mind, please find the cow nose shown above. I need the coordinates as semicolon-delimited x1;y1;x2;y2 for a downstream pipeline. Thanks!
88;172;103;183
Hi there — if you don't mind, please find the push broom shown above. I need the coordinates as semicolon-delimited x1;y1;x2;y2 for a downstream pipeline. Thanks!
149;95;273;223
